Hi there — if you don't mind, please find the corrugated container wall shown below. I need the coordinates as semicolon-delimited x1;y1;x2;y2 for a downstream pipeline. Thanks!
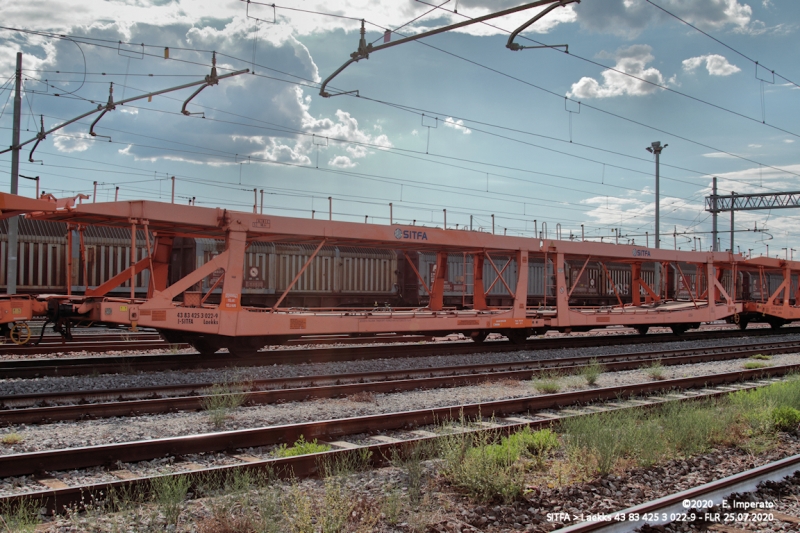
1;219;149;294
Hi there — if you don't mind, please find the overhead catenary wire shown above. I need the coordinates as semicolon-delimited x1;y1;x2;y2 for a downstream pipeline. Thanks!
413;0;800;140
0;91;772;234
2;105;662;212
18;69;799;194
1;19;792;241
1;118;712;235
29;70;791;206
644;0;800;91
0;124;720;234
6;22;797;193
3;83;784;241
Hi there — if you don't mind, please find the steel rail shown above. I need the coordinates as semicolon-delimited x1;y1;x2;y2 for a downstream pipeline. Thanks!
8;337;796;406
0;370;790;515
2;325;798;379
0;333;433;357
3;339;800;425
0;340;184;357
13;332;161;341
1;365;797;479
554;454;800;532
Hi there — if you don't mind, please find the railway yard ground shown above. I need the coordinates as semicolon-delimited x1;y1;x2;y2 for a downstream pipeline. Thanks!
4;327;800;532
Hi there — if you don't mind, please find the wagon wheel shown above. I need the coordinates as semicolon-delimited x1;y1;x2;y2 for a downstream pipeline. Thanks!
9;322;32;345
228;347;260;358
734;314;749;330
189;337;219;355
634;325;649;335
226;338;265;358
470;331;489;344
506;329;530;345
766;317;786;330
669;324;688;336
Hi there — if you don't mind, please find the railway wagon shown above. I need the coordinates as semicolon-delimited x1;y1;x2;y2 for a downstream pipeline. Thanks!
415;252;553;307
0;219;743;313
169;238;398;308
414;253;735;308
1;218;150;296
742;271;798;303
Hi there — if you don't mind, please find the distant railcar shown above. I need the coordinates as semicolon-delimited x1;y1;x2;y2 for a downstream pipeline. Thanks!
1;218;150;296
169;238;398;308
0;220;755;314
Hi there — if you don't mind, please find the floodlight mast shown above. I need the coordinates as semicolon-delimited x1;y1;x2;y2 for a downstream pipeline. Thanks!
319;0;579;97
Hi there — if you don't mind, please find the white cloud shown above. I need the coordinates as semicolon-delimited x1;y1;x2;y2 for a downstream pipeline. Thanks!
581;188;705;242
411;3;577;37
733;19;792;36
682;54;740;76
329;155;357;168
702;167;800;246
580;162;800;250
346;145;368;158
702;152;737;159
576;0;752;38
2;0;579;54
567;45;665;99
255;138;312;165
748;144;762;148
0;38;56;75
784;139;795;144
443;117;472;135
53;131;93;153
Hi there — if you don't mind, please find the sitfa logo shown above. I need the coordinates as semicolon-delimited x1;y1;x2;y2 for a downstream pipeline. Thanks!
632;249;651;257
394;228;428;241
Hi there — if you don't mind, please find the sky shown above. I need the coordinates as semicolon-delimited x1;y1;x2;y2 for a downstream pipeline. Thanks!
1;0;799;257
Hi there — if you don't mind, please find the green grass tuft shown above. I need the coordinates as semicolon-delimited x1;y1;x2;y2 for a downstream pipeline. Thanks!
743;361;771;370
509;427;559;463
0;498;40;532
276;435;331;458
533;372;562;394
646;360;665;381
201;381;249;428
772;406;800;431
151;474;191;527
1;432;24;445
581;359;604;386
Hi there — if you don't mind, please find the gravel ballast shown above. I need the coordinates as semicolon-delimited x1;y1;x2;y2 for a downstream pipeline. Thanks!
0;352;798;457
2;331;798;397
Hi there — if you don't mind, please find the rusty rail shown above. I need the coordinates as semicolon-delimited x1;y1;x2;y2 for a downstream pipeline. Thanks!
2;325;798;379
1;365;797;479
555;454;800;532
0;368;793;515
3;339;800;426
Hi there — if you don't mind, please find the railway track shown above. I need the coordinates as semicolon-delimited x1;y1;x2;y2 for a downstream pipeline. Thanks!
0;331;441;357
0;365;795;514
2;338;800;426
557;455;800;533
2;324;798;379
